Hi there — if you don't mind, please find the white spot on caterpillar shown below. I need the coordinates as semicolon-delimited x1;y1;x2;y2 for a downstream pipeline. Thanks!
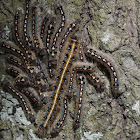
87;49;90;53
79;104;81;108
111;67;114;71
48;30;51;34
16;33;18;37
79;97;82;102
102;59;106;62
26;15;28;19
15;26;18;31
17;50;20;53
72;24;76;27
61;10;64;15
62;16;65;21
91;52;94;55
113;72;117;76
49;24;52;28
51;52;55;56
107;62;111;66
52;46;55;50
62;23;65;27
114;78;118;82
62;39;65;43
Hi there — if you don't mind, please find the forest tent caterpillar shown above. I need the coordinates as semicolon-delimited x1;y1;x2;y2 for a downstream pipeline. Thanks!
40;40;77;130
2;79;36;122
51;96;68;134
73;74;85;129
84;47;119;97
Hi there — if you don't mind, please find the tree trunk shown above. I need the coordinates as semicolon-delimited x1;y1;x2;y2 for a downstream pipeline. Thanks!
0;0;140;140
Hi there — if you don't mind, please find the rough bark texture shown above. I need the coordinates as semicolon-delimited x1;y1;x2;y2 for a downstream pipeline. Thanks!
0;0;140;140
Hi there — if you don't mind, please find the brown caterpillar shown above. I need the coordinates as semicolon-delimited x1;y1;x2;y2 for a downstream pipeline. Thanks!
2;79;36;122
31;6;45;55
84;47;119;97
45;17;57;79
86;72;105;92
13;11;27;52
6;66;20;78
40;16;50;40
50;4;66;58
67;62;95;96
6;55;26;72
51;96;68;134
23;0;32;47
47;4;66;79
73;74;85;129
20;87;41;106
58;19;81;53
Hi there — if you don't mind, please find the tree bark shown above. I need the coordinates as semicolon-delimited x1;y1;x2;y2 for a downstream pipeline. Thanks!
0;0;140;140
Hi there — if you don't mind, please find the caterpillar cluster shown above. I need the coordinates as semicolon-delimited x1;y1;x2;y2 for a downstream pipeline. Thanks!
0;0;120;138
